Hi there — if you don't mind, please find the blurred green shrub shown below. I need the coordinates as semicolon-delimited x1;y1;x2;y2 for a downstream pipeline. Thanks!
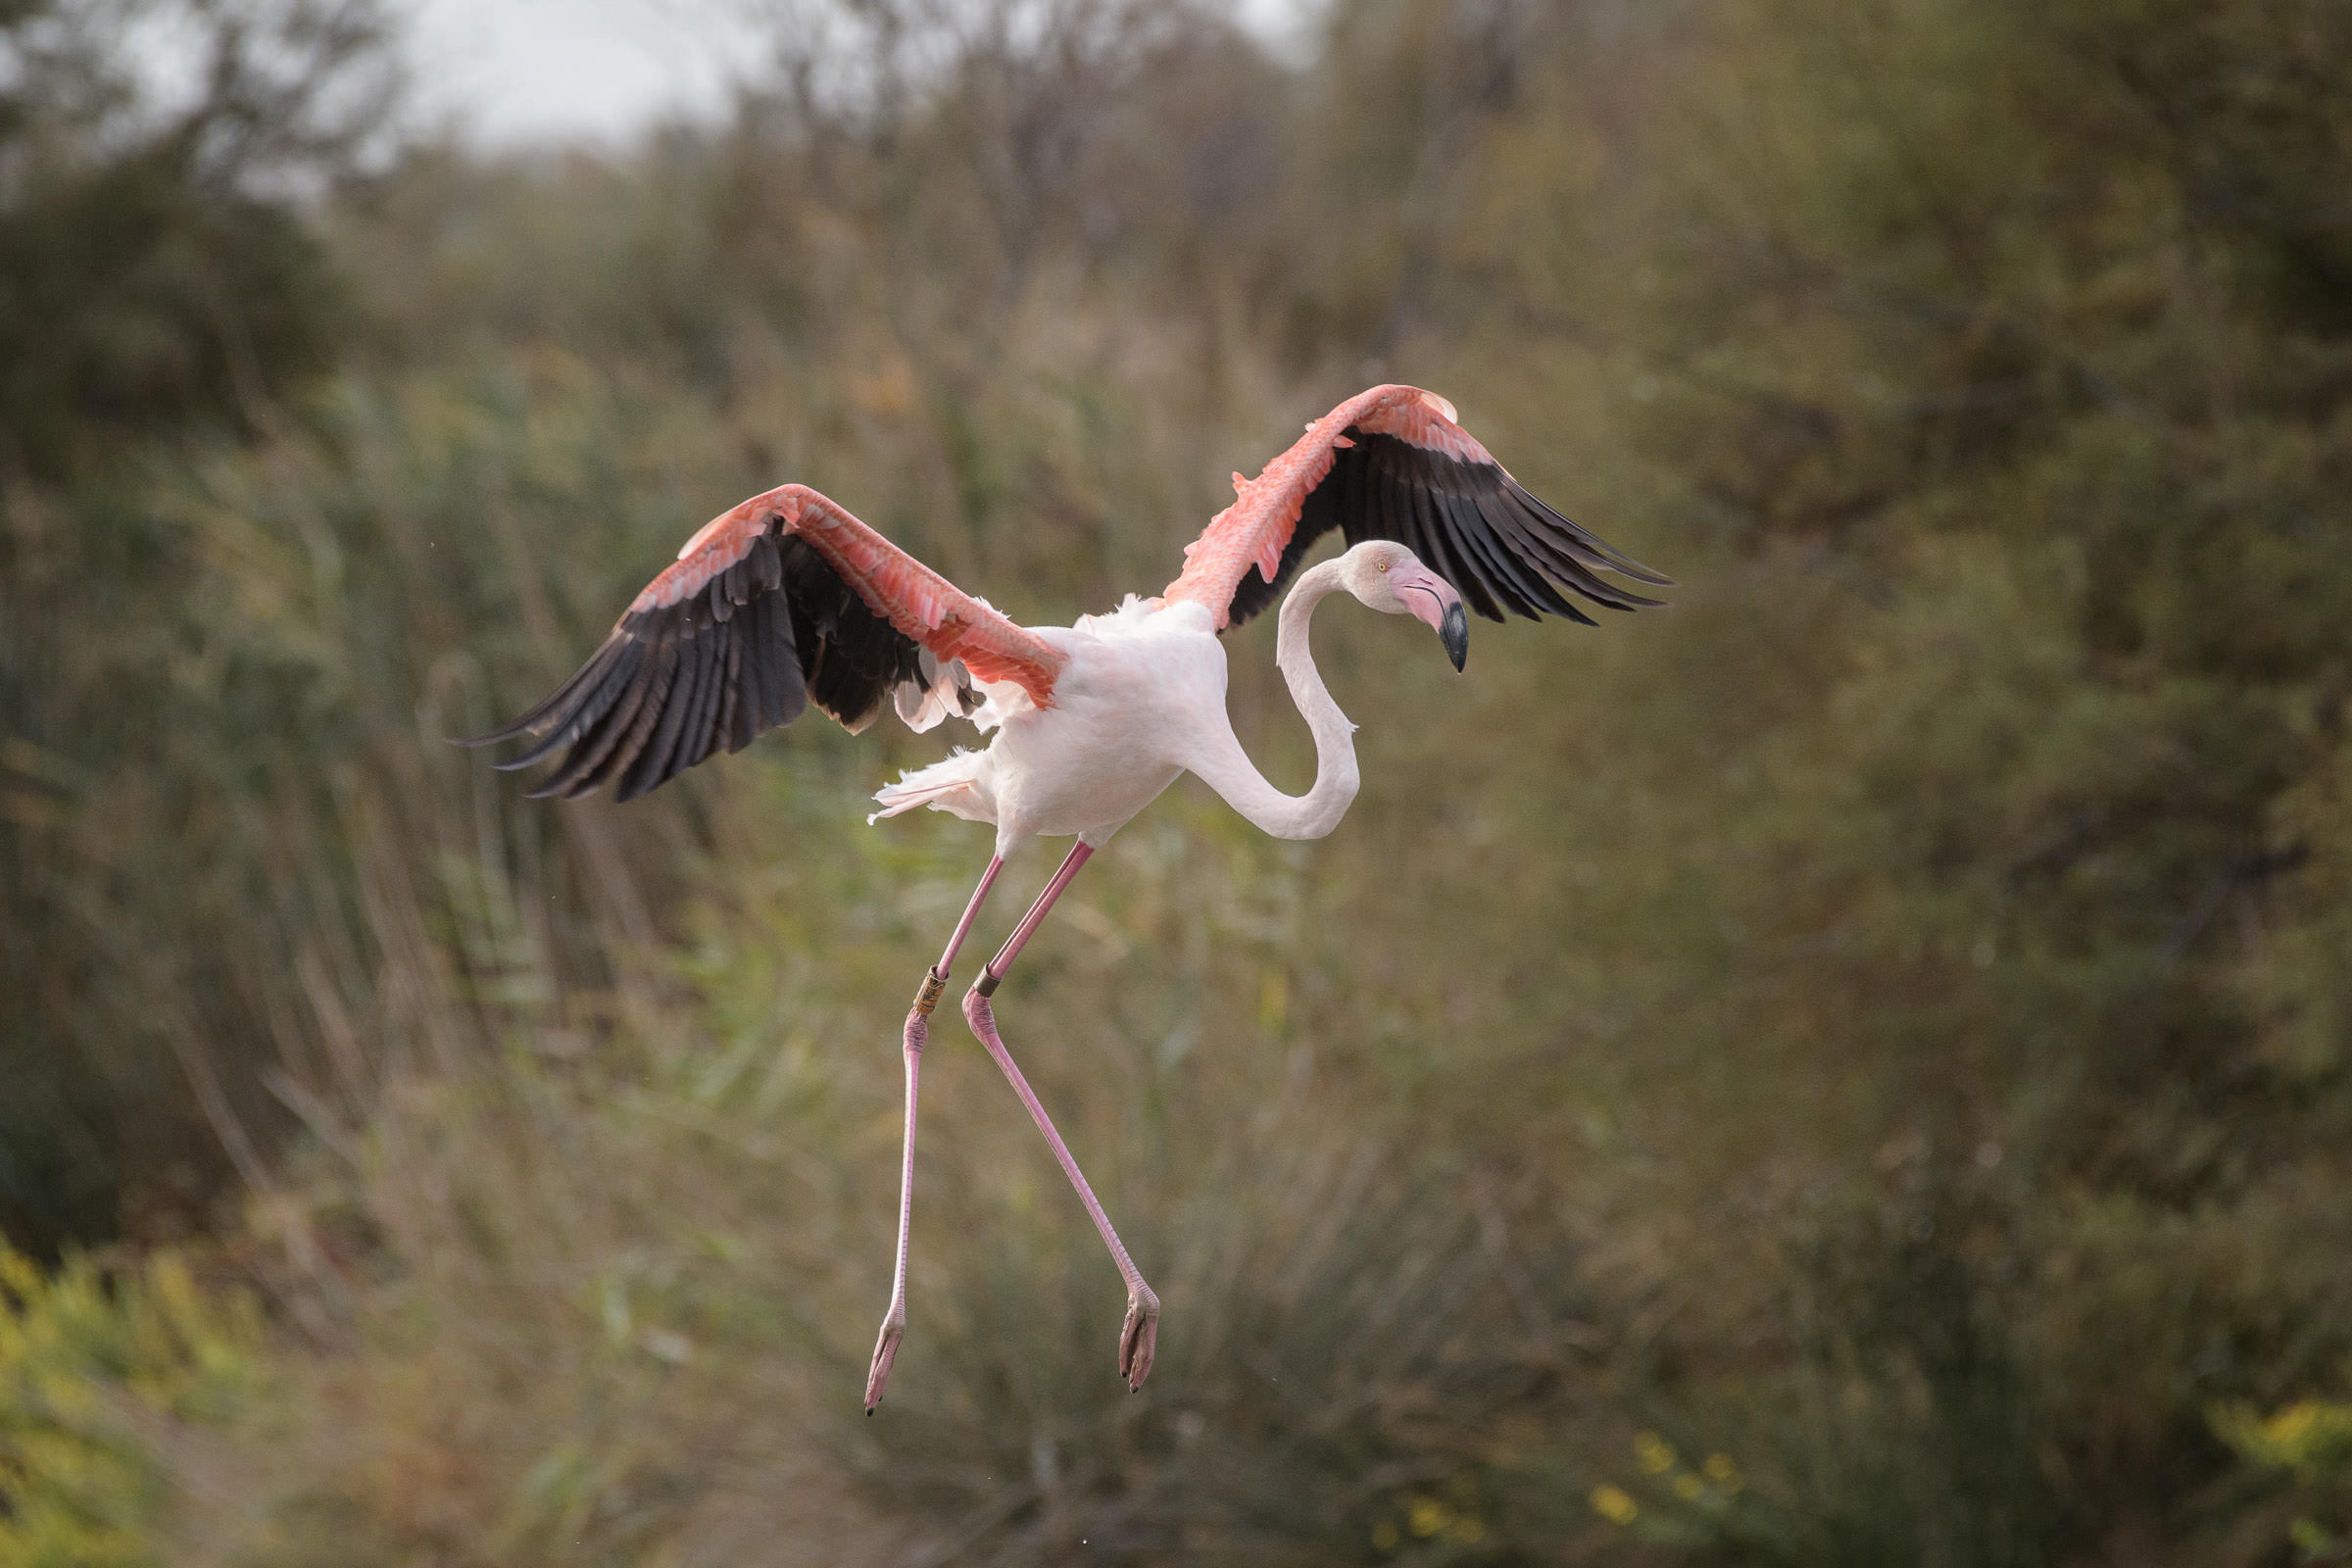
0;0;393;477
0;0;395;1251
5;0;2352;1562
2216;1399;2352;1485
0;1245;261;1567
2213;1397;2352;1562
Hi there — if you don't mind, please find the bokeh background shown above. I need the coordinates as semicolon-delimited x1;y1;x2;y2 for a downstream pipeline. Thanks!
5;0;2351;1561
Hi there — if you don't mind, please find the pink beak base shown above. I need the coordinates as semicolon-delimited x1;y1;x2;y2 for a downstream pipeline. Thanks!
1395;564;1470;671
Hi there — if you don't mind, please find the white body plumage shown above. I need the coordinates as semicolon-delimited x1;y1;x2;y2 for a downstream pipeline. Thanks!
871;545;1449;854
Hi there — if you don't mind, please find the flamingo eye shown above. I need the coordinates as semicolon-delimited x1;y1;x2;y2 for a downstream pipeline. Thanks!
1377;558;1392;572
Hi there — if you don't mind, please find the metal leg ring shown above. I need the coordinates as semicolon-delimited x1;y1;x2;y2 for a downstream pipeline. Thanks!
913;968;947;1016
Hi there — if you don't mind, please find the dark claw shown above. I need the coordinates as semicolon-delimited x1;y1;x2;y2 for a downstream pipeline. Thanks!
866;1311;906;1411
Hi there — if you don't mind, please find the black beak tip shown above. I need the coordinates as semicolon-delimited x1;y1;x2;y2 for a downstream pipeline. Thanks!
1440;604;1469;672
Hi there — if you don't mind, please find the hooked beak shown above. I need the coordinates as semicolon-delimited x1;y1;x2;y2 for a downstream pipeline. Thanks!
1395;564;1469;672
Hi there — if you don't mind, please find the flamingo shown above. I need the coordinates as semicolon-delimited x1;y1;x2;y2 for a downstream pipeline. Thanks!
465;385;1666;1409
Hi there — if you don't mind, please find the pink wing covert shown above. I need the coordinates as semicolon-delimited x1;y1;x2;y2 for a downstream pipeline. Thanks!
466;483;1063;803
1164;385;1667;630
662;484;1063;701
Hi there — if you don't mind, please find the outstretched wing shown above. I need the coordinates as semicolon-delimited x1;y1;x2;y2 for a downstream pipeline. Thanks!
463;484;1064;803
1163;385;1670;630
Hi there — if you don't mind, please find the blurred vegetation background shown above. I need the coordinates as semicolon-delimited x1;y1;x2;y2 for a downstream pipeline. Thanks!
3;0;2350;1561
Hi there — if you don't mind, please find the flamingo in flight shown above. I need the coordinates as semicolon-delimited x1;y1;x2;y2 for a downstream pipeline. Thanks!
466;385;1666;1409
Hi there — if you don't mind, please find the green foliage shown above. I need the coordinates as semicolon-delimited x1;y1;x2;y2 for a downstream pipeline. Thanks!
2212;1397;2352;1563
0;1245;262;1567
2216;1399;2352;1486
0;0;395;1251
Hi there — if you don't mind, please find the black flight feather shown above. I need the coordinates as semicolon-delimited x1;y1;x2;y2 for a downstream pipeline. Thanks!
472;517;940;802
1219;426;1668;630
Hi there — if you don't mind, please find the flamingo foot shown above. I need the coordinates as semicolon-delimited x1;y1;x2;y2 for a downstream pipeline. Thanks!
1120;1283;1159;1392
865;1308;905;1413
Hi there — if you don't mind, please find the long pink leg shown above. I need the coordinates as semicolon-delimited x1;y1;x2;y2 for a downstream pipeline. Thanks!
963;842;1160;1392
865;855;1004;1413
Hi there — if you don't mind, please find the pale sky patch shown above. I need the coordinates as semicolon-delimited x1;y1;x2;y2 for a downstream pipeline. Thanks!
399;0;1319;151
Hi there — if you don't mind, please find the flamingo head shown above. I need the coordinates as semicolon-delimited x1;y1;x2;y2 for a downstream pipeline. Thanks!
1338;542;1469;672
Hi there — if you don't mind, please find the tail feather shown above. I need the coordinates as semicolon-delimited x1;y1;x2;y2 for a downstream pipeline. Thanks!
869;748;995;825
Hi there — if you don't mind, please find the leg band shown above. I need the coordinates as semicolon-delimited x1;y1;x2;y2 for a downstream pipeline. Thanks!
913;968;947;1016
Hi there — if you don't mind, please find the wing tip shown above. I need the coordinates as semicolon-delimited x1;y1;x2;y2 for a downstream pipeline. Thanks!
453;716;541;748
